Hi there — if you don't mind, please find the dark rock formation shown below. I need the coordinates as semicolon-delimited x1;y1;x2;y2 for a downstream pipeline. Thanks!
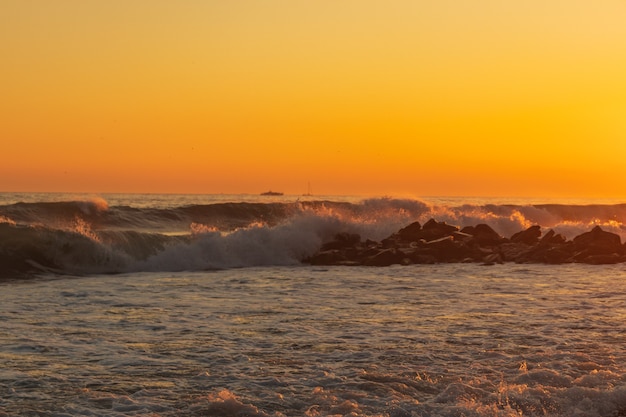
320;232;361;251
539;229;567;245
421;219;459;241
395;221;422;242
461;224;505;246
573;226;622;255
511;225;542;245
303;222;626;266
364;248;405;266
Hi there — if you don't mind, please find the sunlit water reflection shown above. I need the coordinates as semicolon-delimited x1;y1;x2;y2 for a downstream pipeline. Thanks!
1;264;626;416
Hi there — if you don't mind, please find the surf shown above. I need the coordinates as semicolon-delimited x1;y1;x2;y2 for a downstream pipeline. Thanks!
2;194;626;278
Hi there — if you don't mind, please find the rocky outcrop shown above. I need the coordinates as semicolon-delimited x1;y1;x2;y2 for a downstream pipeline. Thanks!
573;226;623;255
320;232;361;251
304;221;626;266
511;225;542;245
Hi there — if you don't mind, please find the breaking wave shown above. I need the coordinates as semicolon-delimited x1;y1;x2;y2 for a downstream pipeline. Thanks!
2;196;626;277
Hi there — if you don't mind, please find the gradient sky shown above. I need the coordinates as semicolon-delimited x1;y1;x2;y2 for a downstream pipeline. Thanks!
2;1;626;197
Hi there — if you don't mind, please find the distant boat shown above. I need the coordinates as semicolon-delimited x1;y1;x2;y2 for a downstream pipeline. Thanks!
260;190;283;196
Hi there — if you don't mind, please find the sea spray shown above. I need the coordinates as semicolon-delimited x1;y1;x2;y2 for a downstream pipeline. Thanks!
2;194;626;276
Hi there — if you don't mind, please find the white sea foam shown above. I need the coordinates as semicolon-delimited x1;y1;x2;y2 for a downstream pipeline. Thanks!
1;264;625;416
2;194;626;277
139;214;349;271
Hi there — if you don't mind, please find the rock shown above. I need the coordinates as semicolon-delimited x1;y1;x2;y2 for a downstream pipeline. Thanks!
500;242;532;262
380;237;397;248
396;221;422;241
306;250;347;265
364;238;378;247
539;229;566;245
422;218;458;232
364;249;404;266
522;243;574;264
511;225;542;245
426;236;471;262
460;225;475;235
420;219;459;241
385;219;458;245
452;231;474;242
462;224;504;246
481;253;503;265
320;232;361;251
573;226;622;256
303;221;626;266
412;254;438;264
541;247;575;264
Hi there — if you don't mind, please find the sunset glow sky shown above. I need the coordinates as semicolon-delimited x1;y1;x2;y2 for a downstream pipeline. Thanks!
2;1;626;197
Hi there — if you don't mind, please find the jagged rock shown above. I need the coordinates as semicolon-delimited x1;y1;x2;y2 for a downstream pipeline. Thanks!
500;242;533;262
542;247;574;264
462;224;504;246
426;236;471;262
452;231;474;242
302;221;626;266
421;219;459;241
523;244;574;264
539;229;566;245
364;238;378;247
386;219;458;244
396;221;422;241
573;226;622;256
381;237;398;248
511;225;542;245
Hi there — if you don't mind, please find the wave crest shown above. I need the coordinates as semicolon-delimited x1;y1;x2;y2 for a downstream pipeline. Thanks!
2;196;626;277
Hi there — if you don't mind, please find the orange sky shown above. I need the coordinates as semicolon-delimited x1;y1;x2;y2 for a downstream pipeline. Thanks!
2;1;626;197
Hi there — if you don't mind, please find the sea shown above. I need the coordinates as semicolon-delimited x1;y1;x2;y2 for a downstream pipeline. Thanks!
1;193;626;417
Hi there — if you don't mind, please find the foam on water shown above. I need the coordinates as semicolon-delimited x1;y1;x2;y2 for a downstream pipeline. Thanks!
2;194;626;277
1;264;625;416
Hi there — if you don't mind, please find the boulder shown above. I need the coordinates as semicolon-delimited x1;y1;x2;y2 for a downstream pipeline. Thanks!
500;242;532;262
303;221;626;266
396;221;422;242
364;248;404;266
420;219;459;241
462;224;504;246
573;226;622;255
452;231;474;242
320;232;361;251
426;236;471;262
540;246;575;264
385;219;458;244
539;229;566;245
511;225;542;245
381;237;398;248
482;253;503;265
517;243;574;264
